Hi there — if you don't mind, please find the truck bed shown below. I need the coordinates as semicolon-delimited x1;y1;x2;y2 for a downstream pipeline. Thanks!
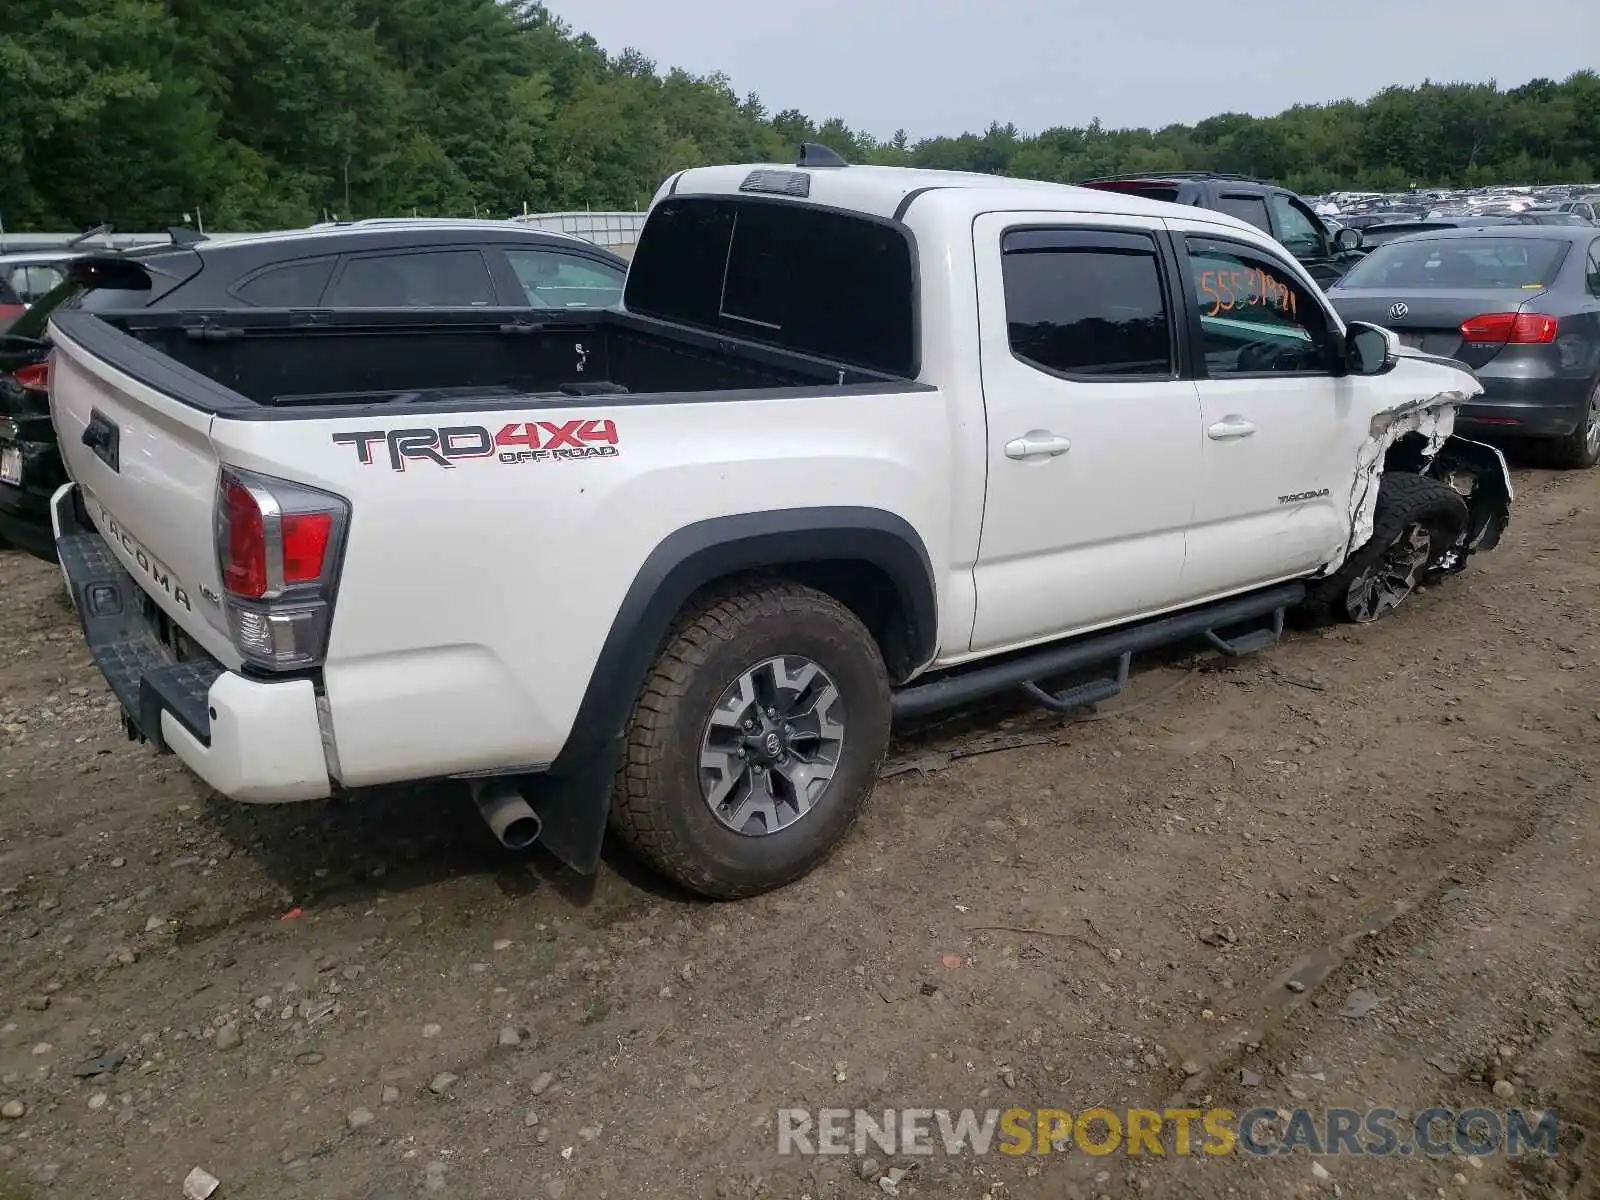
49;307;898;414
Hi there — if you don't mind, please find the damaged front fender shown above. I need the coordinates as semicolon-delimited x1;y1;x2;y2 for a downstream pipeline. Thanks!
1338;374;1512;570
1343;389;1466;556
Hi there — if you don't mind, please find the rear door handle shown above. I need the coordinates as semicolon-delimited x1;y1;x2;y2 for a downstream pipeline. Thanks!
1207;416;1257;441
1004;431;1072;460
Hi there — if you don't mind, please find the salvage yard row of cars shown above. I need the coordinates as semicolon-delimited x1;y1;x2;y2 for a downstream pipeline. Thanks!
13;148;1600;901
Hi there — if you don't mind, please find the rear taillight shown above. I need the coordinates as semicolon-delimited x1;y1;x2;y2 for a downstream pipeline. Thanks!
1459;312;1558;344
282;512;333;582
11;361;49;393
214;466;349;670
0;304;24;323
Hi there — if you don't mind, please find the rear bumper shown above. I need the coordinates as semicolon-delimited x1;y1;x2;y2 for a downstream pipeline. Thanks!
53;484;332;802
1457;374;1591;439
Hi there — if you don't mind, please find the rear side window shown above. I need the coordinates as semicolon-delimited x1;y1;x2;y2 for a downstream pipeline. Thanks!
1338;237;1568;290
233;258;335;306
1587;240;1600;297
1216;194;1272;233
625;196;916;377
504;249;623;309
325;250;496;307
1001;229;1173;378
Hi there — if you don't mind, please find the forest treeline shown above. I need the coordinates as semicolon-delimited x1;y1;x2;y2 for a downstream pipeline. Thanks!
2;0;1597;230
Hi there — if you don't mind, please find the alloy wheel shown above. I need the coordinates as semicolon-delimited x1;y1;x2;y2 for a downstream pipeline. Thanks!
1345;522;1433;622
698;655;846;836
1585;383;1600;461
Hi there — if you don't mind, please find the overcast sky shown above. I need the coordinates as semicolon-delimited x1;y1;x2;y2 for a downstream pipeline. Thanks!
557;0;1596;141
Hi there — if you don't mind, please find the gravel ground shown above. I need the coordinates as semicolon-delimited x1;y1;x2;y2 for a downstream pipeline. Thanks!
1;459;1597;1200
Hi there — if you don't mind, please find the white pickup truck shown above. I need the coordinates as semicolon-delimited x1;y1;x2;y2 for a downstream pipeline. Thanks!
45;147;1512;898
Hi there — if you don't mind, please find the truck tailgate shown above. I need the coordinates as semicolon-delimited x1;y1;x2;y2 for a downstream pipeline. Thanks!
50;321;239;666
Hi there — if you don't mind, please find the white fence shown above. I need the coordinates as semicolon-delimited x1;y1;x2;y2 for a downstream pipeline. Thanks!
510;211;647;251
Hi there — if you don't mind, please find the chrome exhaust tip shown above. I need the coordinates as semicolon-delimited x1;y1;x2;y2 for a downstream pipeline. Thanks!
470;779;542;851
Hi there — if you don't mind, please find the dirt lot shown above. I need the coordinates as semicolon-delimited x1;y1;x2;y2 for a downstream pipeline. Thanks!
2;461;1598;1200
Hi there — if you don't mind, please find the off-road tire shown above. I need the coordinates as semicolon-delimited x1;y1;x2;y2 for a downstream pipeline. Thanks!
610;579;891;899
1545;378;1600;470
1301;473;1470;626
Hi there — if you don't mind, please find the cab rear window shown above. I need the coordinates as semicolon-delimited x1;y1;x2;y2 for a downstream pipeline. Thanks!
625;196;917;378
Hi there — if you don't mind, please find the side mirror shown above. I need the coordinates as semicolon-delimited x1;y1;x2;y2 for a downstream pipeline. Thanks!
1345;321;1398;376
1334;227;1363;252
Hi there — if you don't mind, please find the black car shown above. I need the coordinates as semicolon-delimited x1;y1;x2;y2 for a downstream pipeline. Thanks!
1078;171;1364;285
0;220;628;558
1328;226;1600;467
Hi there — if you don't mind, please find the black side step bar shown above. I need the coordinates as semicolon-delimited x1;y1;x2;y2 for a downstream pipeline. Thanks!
1023;652;1131;713
1205;605;1286;657
890;582;1306;721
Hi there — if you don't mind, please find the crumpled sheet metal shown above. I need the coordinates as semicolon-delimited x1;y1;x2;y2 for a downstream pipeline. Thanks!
1343;389;1471;555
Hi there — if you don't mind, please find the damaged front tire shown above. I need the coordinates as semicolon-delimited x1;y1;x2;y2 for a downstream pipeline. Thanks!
1303;473;1470;626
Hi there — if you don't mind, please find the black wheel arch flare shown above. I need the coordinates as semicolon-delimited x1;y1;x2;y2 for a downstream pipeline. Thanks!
554;505;936;774
526;506;937;874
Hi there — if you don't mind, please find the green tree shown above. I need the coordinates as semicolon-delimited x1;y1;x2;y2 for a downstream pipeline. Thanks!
1;1;1594;231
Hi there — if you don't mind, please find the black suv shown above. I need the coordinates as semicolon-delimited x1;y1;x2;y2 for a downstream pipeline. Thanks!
70;219;627;313
1078;172;1363;286
0;220;628;559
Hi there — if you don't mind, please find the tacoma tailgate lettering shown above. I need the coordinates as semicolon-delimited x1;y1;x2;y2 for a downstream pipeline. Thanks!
91;498;192;611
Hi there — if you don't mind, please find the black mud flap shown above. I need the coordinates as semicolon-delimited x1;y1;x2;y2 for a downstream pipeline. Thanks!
515;749;620;875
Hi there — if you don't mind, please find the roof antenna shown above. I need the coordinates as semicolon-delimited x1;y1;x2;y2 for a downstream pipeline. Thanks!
796;142;849;168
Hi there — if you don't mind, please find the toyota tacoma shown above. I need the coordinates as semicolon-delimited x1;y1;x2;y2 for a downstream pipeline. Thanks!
44;147;1512;898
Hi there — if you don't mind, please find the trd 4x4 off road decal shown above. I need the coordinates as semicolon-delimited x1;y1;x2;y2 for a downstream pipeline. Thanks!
332;420;619;471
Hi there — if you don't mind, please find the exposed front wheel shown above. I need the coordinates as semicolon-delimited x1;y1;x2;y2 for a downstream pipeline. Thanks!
1303;473;1470;625
1342;521;1435;622
610;580;891;899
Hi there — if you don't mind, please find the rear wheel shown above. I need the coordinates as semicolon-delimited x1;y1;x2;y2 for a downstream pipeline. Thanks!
1546;379;1600;470
610;579;891;899
1303;473;1470;625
